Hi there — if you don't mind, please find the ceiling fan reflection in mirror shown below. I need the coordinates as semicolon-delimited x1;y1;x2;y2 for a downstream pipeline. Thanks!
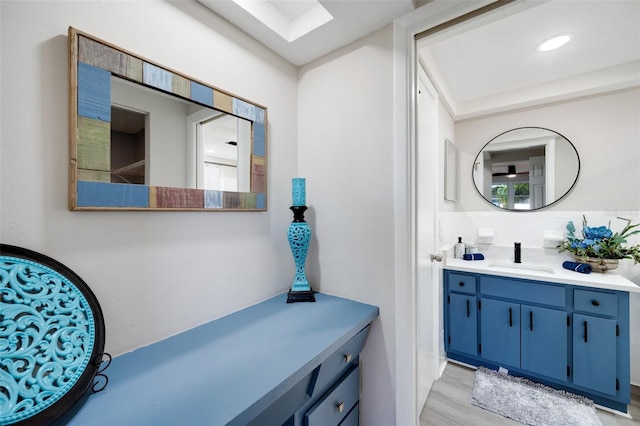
492;164;528;178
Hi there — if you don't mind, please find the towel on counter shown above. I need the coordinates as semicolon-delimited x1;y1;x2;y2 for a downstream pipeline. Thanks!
463;253;485;261
562;261;592;274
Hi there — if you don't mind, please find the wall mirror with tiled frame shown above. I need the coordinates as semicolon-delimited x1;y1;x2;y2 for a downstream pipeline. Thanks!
68;27;267;211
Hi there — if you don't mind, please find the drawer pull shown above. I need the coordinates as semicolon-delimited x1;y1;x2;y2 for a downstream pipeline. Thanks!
344;354;352;363
337;402;345;413
591;300;600;307
459;281;465;287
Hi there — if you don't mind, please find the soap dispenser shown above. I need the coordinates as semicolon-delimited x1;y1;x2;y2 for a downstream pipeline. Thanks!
455;237;465;259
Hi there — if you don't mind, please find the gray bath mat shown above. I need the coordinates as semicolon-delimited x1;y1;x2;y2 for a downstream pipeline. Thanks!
469;366;601;426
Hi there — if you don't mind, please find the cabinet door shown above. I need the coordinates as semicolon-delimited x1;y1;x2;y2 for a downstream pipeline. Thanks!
521;305;568;382
573;313;617;396
448;293;477;356
481;298;520;367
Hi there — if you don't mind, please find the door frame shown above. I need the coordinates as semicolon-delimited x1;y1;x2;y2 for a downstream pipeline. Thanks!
392;2;497;425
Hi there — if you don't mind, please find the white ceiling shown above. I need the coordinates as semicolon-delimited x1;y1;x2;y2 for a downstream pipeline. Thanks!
197;0;420;66
418;1;640;119
196;1;640;119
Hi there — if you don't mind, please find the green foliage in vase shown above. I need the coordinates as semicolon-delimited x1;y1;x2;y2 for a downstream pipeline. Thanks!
558;216;640;263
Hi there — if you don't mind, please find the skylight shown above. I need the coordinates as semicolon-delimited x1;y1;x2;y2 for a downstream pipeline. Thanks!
232;0;333;42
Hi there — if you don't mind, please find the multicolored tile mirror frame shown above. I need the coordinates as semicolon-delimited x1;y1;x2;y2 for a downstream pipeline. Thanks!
68;27;267;211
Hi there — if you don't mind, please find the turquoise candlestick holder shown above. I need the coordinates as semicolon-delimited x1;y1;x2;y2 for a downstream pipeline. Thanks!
287;205;315;303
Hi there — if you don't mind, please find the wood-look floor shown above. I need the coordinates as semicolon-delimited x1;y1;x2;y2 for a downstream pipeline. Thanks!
420;363;640;426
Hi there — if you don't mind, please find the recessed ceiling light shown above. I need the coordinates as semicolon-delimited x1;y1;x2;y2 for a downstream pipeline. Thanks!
538;34;572;52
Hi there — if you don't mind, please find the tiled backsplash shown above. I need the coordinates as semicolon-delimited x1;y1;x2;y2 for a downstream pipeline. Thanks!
439;210;640;282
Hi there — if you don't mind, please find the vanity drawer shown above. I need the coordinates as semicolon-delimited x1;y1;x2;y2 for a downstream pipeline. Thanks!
574;289;617;316
310;325;370;398
448;273;477;294
305;366;359;426
481;276;565;307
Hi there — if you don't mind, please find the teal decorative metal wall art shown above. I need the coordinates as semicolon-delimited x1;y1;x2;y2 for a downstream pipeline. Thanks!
0;245;107;425
287;178;315;303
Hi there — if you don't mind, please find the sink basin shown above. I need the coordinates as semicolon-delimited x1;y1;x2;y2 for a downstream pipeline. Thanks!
488;262;556;274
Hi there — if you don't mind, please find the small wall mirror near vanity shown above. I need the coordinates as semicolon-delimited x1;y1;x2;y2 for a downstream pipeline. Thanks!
472;127;580;211
444;139;457;202
68;27;267;211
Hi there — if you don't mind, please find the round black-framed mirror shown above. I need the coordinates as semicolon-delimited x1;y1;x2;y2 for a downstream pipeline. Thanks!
0;244;105;425
472;127;580;211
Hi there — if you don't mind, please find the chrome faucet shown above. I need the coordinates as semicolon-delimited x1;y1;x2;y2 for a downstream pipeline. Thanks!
514;242;522;263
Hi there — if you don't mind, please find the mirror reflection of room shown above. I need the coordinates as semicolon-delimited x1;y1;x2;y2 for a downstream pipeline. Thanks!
110;106;146;184
110;75;250;192
473;128;579;211
200;114;251;192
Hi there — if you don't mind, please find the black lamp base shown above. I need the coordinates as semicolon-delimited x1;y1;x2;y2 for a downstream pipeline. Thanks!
286;289;316;303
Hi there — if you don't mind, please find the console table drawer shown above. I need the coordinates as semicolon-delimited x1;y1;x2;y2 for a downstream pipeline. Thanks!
449;273;477;294
305;366;359;426
340;403;359;426
574;289;617;316
311;325;370;397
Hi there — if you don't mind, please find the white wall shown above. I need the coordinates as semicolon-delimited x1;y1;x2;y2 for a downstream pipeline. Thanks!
0;1;299;356
298;25;396;426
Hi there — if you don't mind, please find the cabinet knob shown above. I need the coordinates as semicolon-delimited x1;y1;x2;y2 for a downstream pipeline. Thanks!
591;300;600;307
459;281;464;287
344;354;352;363
337;402;345;413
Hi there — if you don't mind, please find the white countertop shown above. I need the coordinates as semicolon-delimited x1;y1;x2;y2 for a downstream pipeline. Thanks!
445;257;640;293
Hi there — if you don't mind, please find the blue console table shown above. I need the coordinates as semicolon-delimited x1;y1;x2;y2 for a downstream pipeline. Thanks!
59;293;379;425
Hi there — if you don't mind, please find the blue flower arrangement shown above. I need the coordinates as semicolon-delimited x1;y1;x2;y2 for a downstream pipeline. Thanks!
558;216;640;263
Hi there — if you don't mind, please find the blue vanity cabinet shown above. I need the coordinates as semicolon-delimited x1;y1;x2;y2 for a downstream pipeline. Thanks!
572;288;629;399
477;274;568;382
573;314;617;395
445;272;478;357
480;300;568;382
449;293;478;355
480;298;520;367
444;269;631;412
520;305;568;382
